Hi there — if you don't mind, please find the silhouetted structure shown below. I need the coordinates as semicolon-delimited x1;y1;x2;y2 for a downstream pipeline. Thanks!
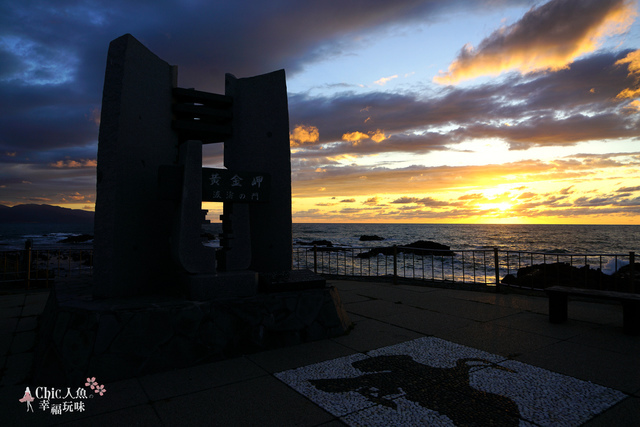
32;34;350;385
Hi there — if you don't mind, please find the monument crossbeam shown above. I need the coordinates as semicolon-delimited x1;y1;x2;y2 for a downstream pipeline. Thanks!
172;87;233;142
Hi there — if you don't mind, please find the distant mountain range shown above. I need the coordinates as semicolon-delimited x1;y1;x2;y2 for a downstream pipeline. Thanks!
0;204;94;224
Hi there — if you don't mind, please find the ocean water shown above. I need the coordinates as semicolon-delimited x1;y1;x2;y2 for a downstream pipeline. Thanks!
0;223;95;251
291;223;640;255
289;224;640;282
2;222;637;282
1;223;637;254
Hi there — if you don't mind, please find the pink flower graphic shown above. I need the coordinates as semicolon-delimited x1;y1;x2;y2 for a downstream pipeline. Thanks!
85;377;98;389
94;384;106;396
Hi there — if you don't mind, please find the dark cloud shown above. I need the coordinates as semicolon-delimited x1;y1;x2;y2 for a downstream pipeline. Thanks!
0;0;637;219
1;0;526;206
289;51;638;161
617;185;640;192
434;0;636;83
392;196;449;206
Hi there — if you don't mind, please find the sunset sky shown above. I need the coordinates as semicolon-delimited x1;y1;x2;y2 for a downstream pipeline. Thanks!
1;0;639;224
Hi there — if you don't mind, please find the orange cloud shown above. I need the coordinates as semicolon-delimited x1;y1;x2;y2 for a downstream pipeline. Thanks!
363;197;380;205
67;192;85;201
370;130;387;142
50;159;97;168
290;124;320;147
342;131;369;142
623;99;640;112
434;0;637;85
615;48;640;99
342;130;387;144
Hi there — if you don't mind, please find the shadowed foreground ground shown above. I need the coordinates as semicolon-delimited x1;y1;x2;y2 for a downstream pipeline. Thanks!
1;279;638;425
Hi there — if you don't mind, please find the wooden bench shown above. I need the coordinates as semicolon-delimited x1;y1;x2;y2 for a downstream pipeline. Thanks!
545;286;640;335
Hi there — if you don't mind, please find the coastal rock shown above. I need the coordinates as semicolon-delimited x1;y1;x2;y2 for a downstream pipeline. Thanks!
502;262;613;290
357;240;455;258
612;262;640;281
57;234;93;244
360;235;384;241
296;240;334;248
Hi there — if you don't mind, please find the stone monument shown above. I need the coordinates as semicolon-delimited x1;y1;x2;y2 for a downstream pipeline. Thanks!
32;34;351;385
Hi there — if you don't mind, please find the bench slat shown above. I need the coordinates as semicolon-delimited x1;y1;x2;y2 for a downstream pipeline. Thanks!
545;286;640;302
546;286;640;335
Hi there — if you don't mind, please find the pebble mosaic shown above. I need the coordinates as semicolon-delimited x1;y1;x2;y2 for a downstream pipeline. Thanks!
275;337;626;426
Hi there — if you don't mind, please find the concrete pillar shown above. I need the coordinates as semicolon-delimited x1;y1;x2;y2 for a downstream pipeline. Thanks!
94;34;179;298
224;70;292;273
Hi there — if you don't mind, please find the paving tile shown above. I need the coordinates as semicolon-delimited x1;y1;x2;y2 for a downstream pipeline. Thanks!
383;306;477;336
153;374;335;426
394;284;441;293
439;322;558;358
1;352;33;385
139;356;266;401
568;324;640;355
10;331;36;354
516;340;640;394
21;299;49;317
344;299;410;319
330;281;376;291
316;420;348;427
248;338;358;373
336;291;371;304
0;294;25;308
414;295;522;322
58;404;162;426
0;333;11;356
460;292;549;314
345;284;430;304
330;318;422;353
16;316;38;332
491;311;598;340
345;313;366;323
582;396;640;427
0;307;22;318
0;318;18;334
564;299;623;326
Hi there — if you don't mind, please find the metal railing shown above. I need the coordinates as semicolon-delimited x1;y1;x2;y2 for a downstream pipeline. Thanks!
3;245;636;293
1;248;93;289
294;245;637;292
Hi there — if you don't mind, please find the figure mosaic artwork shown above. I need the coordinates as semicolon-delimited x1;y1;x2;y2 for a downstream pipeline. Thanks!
276;337;626;426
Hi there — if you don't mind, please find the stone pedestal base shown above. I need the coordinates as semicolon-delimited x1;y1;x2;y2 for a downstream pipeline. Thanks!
185;270;258;300
32;280;351;385
259;269;326;292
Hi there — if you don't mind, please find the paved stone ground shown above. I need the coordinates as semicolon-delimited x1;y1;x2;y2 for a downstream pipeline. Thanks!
1;279;639;426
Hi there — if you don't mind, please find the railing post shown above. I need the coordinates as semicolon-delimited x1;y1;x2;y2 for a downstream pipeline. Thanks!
493;247;500;292
630;251;635;293
26;246;32;290
313;245;318;274
393;245;398;285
